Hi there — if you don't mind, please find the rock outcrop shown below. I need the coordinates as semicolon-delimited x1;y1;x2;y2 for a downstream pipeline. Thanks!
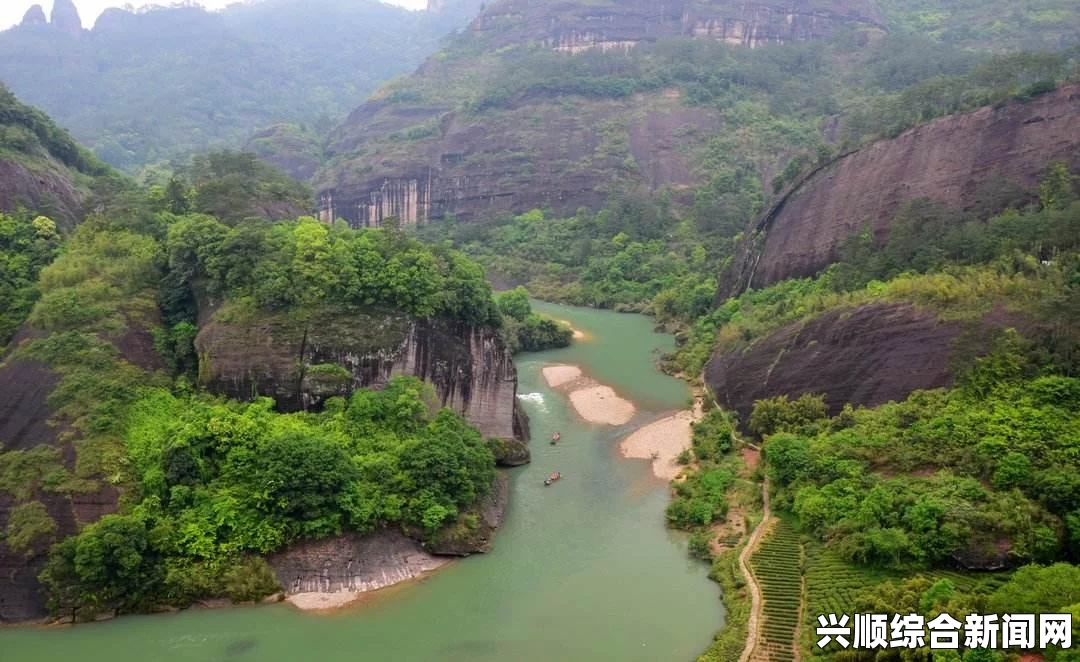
470;0;885;51
319;92;722;227
316;0;886;227
704;302;1025;423
195;305;522;440
269;529;448;596
20;4;47;27
718;85;1080;300
49;0;82;36
0;159;86;230
268;472;509;602
243;124;323;182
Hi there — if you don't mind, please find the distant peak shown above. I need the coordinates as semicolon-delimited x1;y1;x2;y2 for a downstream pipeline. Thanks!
20;4;47;26
50;0;82;36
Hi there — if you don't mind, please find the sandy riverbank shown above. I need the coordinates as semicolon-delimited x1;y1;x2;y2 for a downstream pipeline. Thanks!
620;409;698;480
542;364;635;425
542;364;583;388
287;592;367;611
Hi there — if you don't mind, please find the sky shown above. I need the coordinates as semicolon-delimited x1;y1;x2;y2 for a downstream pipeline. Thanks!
1;0;425;31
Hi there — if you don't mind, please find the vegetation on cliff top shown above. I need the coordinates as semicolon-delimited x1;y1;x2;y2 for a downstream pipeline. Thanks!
420;37;1077;326
0;150;511;619
39;378;494;617
673;166;1080;661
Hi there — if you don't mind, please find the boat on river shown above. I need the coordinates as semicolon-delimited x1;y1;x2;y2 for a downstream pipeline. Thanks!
544;472;561;486
551;431;561;445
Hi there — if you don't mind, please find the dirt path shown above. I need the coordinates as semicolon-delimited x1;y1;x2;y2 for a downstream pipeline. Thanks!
738;477;773;662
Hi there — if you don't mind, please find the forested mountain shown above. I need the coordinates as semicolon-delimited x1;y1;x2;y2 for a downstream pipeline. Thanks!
316;0;1079;231
0;0;479;172
305;2;1080;659
0;85;537;622
2;0;1080;658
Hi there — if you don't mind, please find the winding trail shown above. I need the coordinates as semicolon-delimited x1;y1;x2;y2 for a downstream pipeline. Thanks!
738;476;773;662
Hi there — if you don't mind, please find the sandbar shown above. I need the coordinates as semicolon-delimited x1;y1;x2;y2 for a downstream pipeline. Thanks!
542;364;583;388
620;410;697;480
568;385;635;426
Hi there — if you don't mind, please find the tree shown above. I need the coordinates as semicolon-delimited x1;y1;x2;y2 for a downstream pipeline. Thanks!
249;431;358;540
496;286;532;321
1040;162;1077;211
989;564;1080;614
749;393;828;437
40;514;159;617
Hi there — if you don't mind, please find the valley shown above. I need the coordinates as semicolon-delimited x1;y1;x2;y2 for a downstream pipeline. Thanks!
0;303;725;662
1;0;1079;660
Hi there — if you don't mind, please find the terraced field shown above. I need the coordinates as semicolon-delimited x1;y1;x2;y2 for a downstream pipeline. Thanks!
802;543;1013;656
749;519;803;662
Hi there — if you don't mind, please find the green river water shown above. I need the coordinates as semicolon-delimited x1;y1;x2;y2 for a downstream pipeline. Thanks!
0;302;724;662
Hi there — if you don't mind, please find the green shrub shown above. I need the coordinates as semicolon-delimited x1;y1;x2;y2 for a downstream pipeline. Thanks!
223;557;280;603
4;501;57;555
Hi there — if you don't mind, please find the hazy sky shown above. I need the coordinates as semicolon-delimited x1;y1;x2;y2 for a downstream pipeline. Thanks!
1;0;425;31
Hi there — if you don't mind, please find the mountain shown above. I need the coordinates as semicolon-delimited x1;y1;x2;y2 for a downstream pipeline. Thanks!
0;0;480;171
719;84;1080;299
313;0;1079;230
0;83;117;228
314;0;881;228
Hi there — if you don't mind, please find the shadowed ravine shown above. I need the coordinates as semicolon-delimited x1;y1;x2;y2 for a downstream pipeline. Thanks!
0;302;723;661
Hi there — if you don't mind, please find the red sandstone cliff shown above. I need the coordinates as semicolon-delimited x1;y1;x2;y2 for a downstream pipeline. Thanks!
718;85;1080;300
703;302;1026;423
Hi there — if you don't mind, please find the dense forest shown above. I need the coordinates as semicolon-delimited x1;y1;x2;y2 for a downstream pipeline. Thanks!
667;164;1080;661
0;119;562;618
1;0;1079;658
421;38;1079;319
0;0;476;171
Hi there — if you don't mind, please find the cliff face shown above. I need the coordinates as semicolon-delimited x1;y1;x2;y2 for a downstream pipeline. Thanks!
195;306;522;440
319;92;721;227
0;321;164;622
470;0;885;51
269;529;448;595
703;302;1029;423
49;0;82;37
718;86;1080;299
316;0;885;227
0;159;86;230
704;303;959;421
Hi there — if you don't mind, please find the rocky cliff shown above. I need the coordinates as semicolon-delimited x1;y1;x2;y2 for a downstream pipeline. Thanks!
268;472;509;600
318;92;721;227
49;0;82;37
0;85;112;229
20;4;46;27
703;302;1023;423
269;530;448;596
0;159;86;230
470;0;885;51
195;305;523;441
315;0;885;227
718;85;1080;300
0;321;164;622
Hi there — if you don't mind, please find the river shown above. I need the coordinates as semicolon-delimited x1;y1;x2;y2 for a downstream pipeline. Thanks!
0;302;724;661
